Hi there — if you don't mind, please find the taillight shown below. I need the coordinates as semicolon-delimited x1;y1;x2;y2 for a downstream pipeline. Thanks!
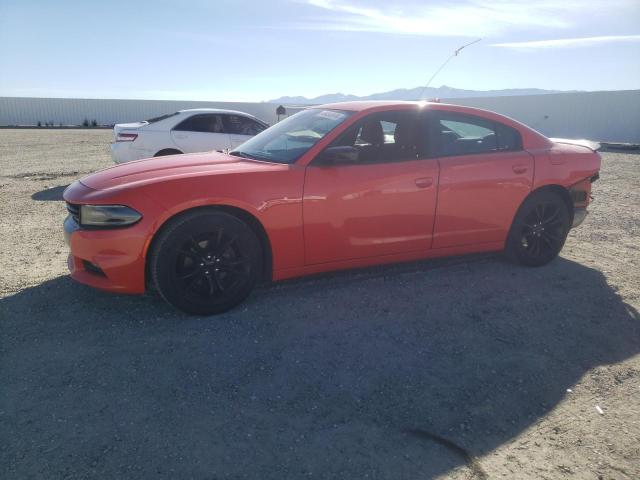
116;133;138;142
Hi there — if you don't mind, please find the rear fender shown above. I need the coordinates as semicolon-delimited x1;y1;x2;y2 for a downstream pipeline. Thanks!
529;143;601;191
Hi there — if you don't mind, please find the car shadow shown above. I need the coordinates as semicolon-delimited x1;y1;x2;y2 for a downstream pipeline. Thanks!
31;184;68;201
1;255;639;479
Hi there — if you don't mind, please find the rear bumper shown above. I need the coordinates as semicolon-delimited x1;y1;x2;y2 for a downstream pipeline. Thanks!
572;208;588;228
110;142;135;163
110;142;151;164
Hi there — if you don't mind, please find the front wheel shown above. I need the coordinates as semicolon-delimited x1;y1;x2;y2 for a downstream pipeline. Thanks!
150;210;262;315
506;191;571;267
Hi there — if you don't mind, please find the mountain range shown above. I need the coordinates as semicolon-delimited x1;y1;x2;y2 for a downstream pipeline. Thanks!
268;85;568;104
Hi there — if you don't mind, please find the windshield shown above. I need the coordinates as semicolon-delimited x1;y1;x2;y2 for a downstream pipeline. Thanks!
229;108;353;164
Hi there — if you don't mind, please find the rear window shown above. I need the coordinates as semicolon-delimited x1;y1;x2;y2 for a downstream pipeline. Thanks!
440;119;493;139
145;112;179;124
173;114;225;133
495;123;522;151
222;114;267;135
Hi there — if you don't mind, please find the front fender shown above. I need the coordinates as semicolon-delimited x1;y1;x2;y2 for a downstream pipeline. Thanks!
138;169;306;273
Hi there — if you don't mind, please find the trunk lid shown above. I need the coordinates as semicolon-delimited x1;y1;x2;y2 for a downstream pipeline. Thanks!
550;138;601;152
112;121;147;141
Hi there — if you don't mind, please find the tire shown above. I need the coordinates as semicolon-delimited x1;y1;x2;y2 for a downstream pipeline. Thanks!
506;191;571;267
154;149;182;157
150;210;262;315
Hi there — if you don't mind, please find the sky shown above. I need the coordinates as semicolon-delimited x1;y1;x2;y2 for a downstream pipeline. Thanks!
0;0;639;101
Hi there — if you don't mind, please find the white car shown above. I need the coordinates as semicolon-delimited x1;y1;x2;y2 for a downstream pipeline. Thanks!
110;108;269;163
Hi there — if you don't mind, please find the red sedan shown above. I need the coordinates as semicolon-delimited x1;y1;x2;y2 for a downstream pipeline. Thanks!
63;101;601;315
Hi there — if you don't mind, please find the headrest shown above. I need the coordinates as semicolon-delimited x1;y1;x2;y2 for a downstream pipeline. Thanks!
394;121;417;147
360;120;384;145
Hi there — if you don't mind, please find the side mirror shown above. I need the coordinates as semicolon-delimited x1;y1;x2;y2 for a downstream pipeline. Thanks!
318;146;359;165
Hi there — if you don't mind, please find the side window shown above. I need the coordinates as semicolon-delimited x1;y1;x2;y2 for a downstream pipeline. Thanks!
327;110;421;164
495;122;522;151
428;112;522;157
222;115;266;136
440;119;493;139
173;114;224;133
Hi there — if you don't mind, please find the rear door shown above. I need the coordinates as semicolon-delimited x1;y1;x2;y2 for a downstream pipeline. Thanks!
222;114;268;148
303;110;439;264
427;111;533;248
170;114;231;152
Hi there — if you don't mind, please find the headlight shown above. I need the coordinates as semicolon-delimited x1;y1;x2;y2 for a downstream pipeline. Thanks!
79;205;142;227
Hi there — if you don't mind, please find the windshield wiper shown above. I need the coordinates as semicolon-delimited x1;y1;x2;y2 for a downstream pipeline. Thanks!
229;150;275;161
229;151;263;160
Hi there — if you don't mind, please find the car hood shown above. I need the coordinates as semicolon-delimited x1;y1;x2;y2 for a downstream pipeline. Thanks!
80;151;287;191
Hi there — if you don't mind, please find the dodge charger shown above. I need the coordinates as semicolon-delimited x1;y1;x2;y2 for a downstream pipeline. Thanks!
63;101;601;315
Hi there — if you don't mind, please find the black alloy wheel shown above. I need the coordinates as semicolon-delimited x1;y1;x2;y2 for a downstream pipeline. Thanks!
154;149;183;157
506;191;571;266
151;210;262;315
176;231;250;299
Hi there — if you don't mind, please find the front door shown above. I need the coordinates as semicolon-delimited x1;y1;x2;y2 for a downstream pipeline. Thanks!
303;110;439;265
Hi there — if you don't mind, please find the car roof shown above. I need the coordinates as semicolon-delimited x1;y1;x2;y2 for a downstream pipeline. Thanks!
316;100;552;149
316;100;527;124
317;100;496;114
177;108;258;117
318;100;430;111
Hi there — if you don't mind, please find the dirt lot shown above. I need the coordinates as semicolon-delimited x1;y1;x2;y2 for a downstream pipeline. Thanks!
1;129;639;479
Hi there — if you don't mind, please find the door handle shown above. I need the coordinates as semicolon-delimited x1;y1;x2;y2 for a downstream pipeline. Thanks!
415;177;433;188
512;165;528;174
174;134;187;139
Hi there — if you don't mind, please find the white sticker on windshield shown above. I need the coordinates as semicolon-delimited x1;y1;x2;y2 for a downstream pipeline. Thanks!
316;110;347;121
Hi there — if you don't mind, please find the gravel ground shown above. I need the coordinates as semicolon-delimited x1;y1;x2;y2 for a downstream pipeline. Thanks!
1;129;639;479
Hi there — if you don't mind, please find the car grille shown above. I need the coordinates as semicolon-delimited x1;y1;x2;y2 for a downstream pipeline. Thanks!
66;202;80;223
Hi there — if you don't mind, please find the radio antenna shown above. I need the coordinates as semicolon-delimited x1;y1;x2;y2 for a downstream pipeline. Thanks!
420;38;481;99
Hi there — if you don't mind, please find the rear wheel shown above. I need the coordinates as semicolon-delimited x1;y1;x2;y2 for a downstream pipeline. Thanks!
150;211;262;315
506;191;571;266
154;148;182;157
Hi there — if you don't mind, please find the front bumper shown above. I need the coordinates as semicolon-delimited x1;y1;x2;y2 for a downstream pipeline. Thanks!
64;214;147;293
62;181;159;294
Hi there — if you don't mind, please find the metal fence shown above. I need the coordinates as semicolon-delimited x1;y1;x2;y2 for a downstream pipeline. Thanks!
444;90;640;143
1;90;638;142
0;97;305;127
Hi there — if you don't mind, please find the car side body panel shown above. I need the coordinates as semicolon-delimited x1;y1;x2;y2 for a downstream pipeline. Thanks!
273;240;505;281
303;157;440;264
170;129;231;153
432;149;535;248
